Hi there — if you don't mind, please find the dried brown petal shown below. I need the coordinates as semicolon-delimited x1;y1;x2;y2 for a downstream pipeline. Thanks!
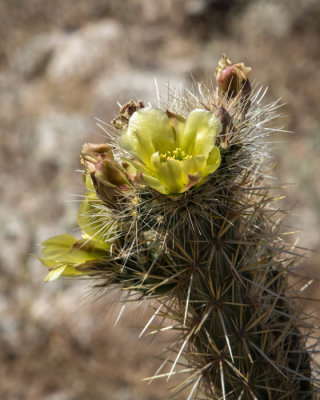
112;100;145;131
81;143;129;189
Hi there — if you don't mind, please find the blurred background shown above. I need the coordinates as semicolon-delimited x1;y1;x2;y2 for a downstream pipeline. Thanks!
0;0;319;399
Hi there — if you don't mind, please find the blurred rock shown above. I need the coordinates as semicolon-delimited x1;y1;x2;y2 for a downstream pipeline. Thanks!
115;388;148;400
0;206;31;275
92;68;187;118
185;0;208;16
133;0;183;23
237;1;292;40
11;32;65;80
185;0;243;17
44;392;70;400
33;111;91;166
47;20;124;84
0;72;21;127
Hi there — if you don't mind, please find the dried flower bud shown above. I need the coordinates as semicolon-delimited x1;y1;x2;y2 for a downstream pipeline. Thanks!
112;100;145;131
216;106;233;148
81;143;131;206
81;143;128;187
216;54;251;99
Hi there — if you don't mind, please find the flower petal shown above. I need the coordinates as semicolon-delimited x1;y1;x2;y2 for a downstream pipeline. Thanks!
166;110;186;146
120;110;155;167
121;157;147;174
140;173;167;194
193;114;222;157
44;265;67;282
41;234;109;266
44;264;94;282
150;151;161;171
41;234;110;282
41;234;80;265
120;108;176;167
180;155;207;182
180;109;211;153
77;191;114;243
147;109;176;153
181;110;222;157
205;146;221;175
157;159;184;194
181;174;202;192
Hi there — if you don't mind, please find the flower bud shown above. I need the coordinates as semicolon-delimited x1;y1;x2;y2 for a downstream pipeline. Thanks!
216;54;251;99
112;100;145;131
81;143;131;206
81;143;129;188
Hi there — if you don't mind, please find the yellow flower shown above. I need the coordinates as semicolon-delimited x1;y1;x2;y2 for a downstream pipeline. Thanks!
77;174;115;243
40;176;113;282
40;234;109;282
119;108;222;195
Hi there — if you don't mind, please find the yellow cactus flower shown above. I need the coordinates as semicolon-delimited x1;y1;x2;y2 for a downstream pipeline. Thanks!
119;108;222;195
40;234;110;282
41;175;113;282
77;174;115;242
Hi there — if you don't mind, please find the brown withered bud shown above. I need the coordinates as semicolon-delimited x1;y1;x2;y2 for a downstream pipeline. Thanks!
81;143;129;187
112;100;145;131
81;143;130;206
216;54;251;99
216;106;233;148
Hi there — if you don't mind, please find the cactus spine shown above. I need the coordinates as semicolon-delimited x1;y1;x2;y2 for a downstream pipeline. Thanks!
40;56;319;399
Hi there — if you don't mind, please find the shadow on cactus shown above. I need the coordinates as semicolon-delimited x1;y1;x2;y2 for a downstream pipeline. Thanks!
40;55;320;399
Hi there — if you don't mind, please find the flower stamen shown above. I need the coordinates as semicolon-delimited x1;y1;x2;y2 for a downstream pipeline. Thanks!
159;147;192;163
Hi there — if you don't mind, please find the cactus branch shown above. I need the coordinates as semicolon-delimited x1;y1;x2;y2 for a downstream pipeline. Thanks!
40;56;320;399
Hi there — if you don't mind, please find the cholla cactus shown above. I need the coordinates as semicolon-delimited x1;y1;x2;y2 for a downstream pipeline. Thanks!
40;56;320;399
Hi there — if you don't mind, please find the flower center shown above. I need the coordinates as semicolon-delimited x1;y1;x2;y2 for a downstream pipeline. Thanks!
159;147;192;163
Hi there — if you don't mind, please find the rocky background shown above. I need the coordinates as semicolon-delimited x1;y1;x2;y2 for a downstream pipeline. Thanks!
0;1;320;399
